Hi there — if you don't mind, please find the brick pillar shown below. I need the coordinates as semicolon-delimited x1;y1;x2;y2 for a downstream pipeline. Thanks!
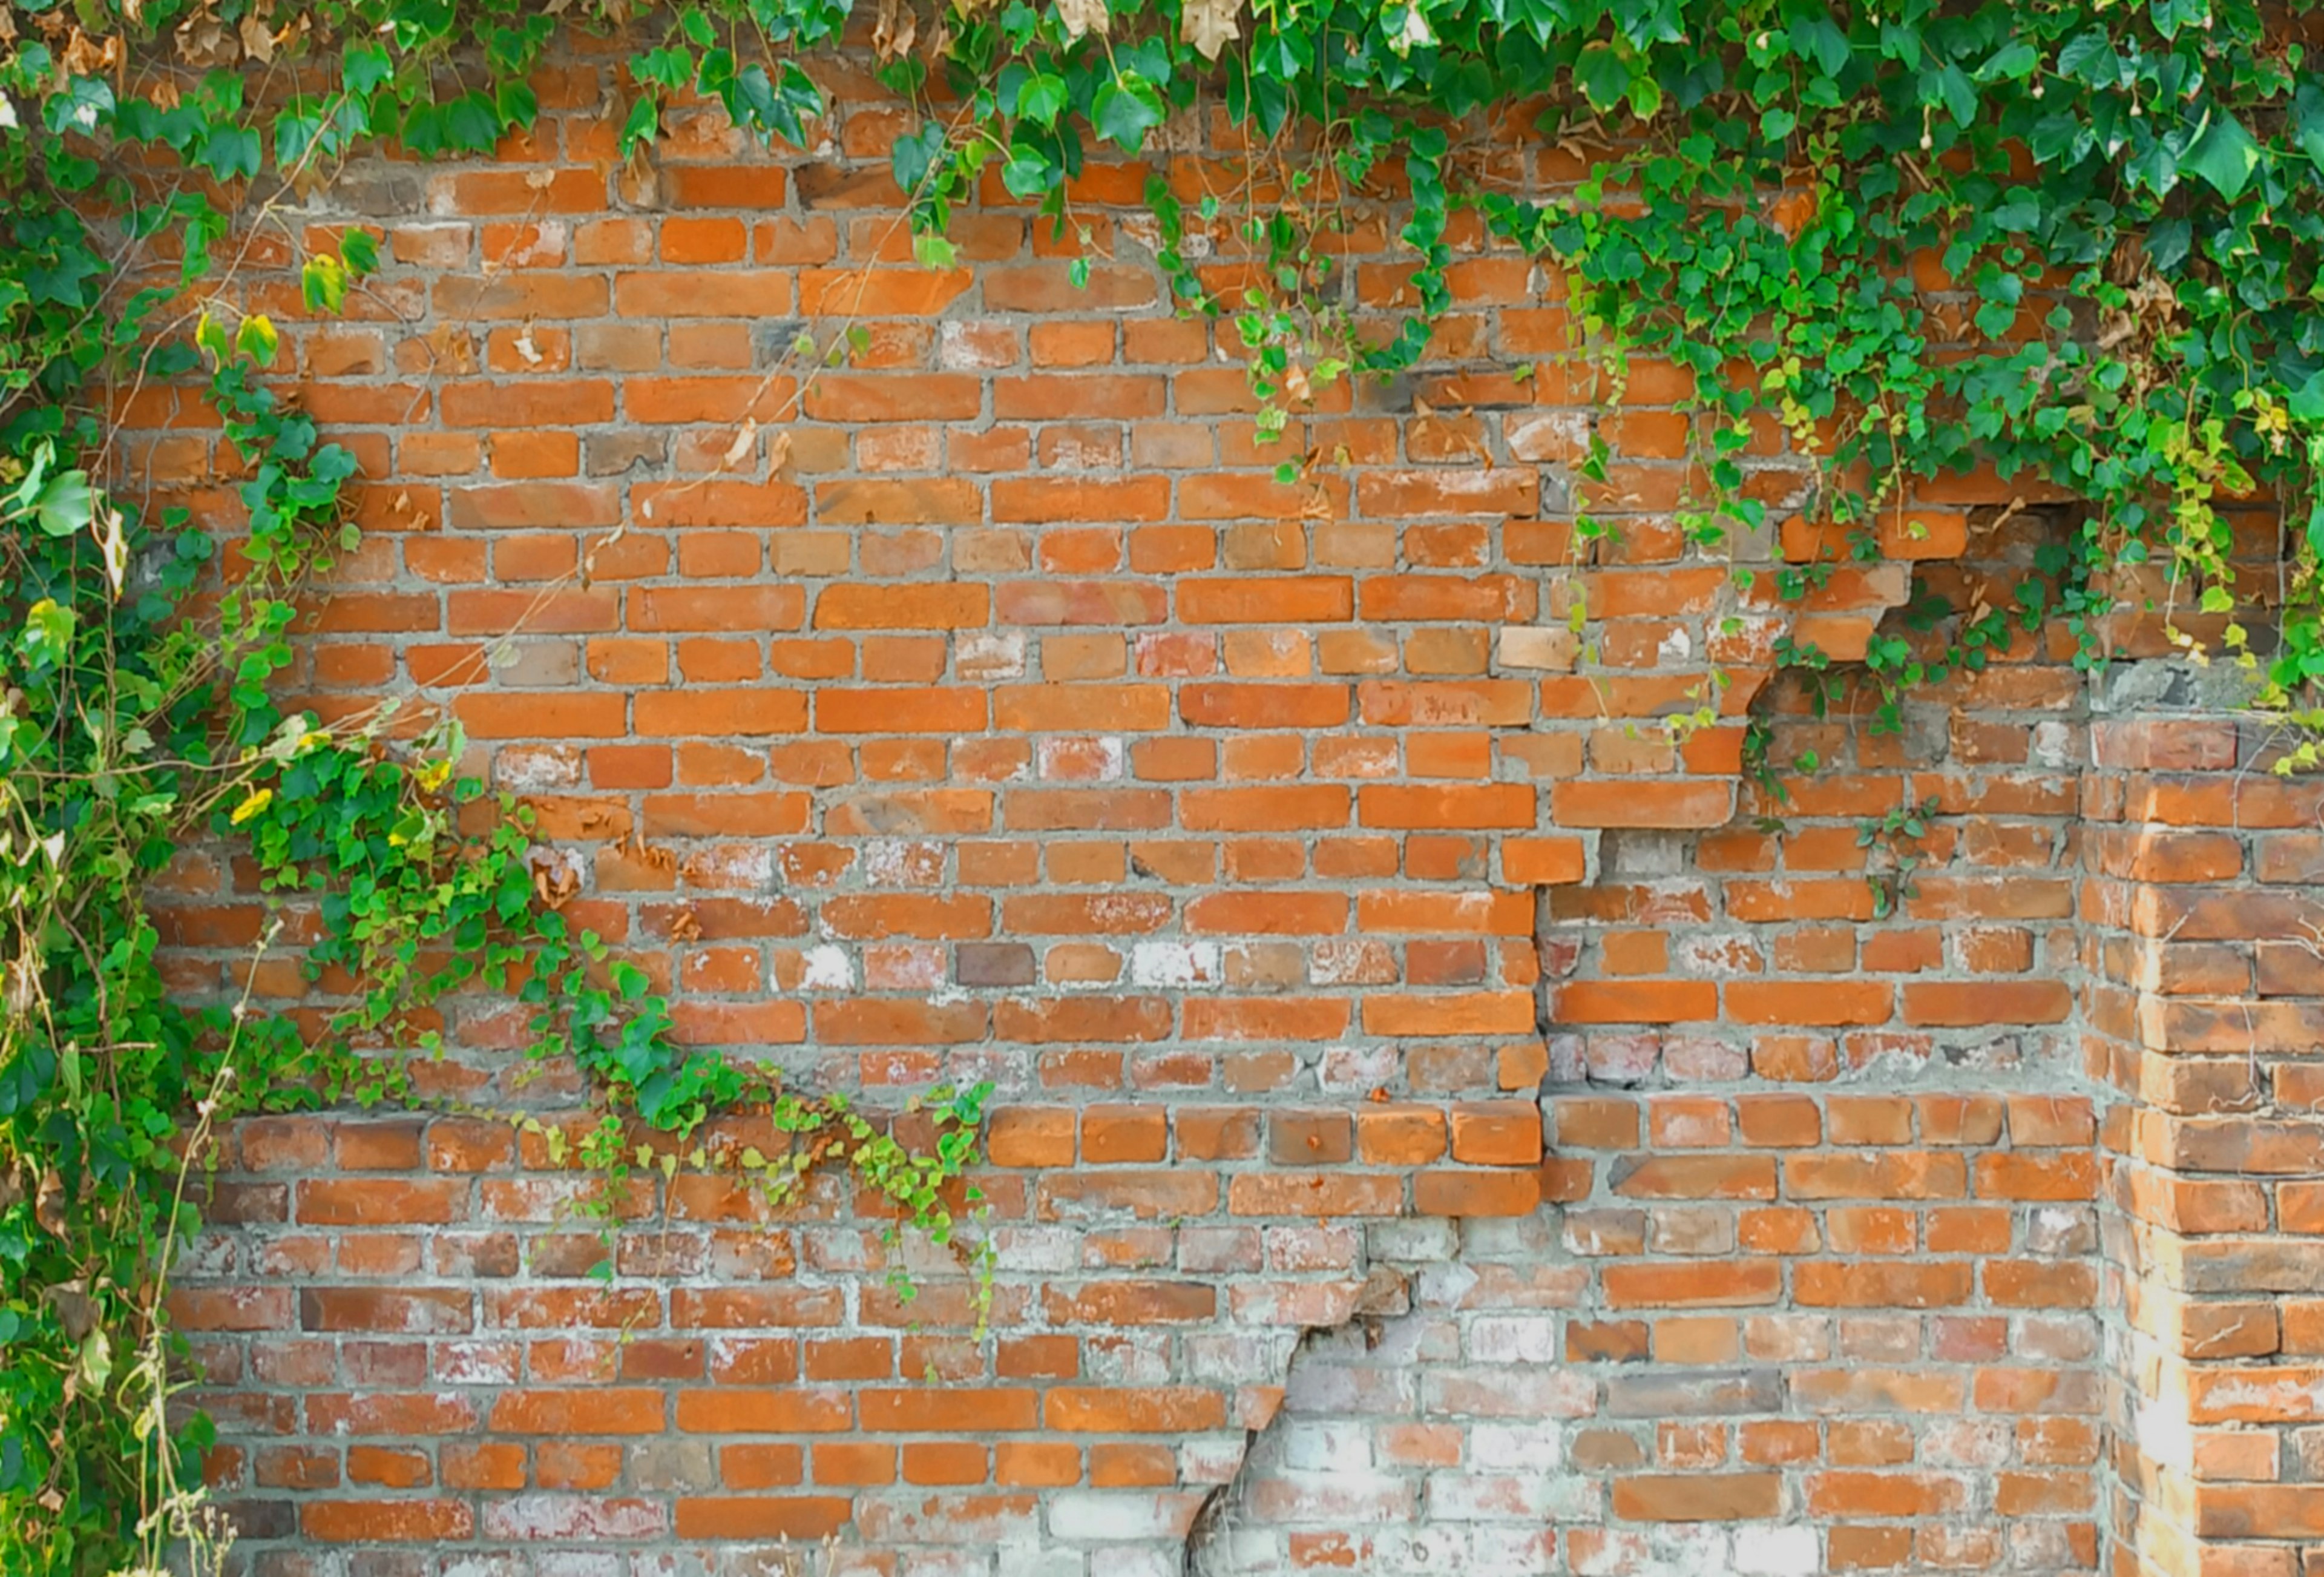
2088;702;2324;1577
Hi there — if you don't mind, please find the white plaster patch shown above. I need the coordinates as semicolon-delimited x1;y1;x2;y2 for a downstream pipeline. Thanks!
1131;940;1221;987
496;745;580;789
1734;1526;1820;1575
957;630;1027;681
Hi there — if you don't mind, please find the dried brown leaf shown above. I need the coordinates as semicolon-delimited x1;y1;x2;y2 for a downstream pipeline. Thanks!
35;1169;66;1239
1057;0;1109;39
1180;0;1240;59
872;0;918;61
237;13;275;64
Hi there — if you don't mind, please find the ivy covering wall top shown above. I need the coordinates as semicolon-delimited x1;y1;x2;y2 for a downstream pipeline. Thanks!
1;0;2320;1572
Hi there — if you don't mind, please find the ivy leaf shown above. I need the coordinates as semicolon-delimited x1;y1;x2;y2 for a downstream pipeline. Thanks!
195;312;232;364
1575;44;1628;113
1058;0;1111;38
343;41;394;96
2184;111;2262;202
236;314;280;367
401;101;447;156
1016;70;1068;127
1924;62;1975;127
2145;217;2192;272
2297;85;2324;170
340;228;381;277
197;124;261;181
274;109;324;171
2028;110;2090;166
1093;73;1165;150
22;244;104;308
2289;369;2324;423
445;92;502;153
2124;131;2178;195
2056;30;2117;84
1001;147;1055;197
890;121;944;200
1977;40;2038;82
621;94;662;151
31;471;93;538
497;79;540;131
77;1328;113;1393
1627;71;1663;122
1181;0;1241;60
1793;15;1851;77
19;599;75;667
0;1044;55;1115
913;233;958;269
302;254;349;314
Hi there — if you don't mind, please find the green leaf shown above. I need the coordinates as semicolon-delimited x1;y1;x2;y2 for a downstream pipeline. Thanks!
891;121;944;200
2056;30;2116;84
2184;111;2262;202
19;599;75;666
343;41;395;96
445;92;502;153
302;254;349;315
2290;370;2324;423
1017;71;1068;127
195;312;231;364
913;233;957;269
197;124;262;181
236;314;281;367
620;93;662;152
31;472;93;538
341;228;381;277
1977;40;2037;82
2296;85;2324;170
77;1329;113;1393
1093;73;1166;150
1575;44;1628;113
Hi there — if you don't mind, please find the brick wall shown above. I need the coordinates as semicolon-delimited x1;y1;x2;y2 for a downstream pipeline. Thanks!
141;38;2313;1577
2084;698;2324;1577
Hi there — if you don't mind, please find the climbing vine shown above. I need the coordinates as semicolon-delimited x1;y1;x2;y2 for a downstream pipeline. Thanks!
2;0;2322;1570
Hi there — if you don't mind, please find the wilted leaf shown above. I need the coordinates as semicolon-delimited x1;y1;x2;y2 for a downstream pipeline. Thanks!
238;13;276;62
44;1281;95;1341
34;1170;66;1238
1057;0;1109;39
174;13;236;66
1181;0;1240;59
873;0;918;61
61;28;119;77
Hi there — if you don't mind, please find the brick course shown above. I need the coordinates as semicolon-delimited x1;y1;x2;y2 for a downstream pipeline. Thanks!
139;41;2311;1577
